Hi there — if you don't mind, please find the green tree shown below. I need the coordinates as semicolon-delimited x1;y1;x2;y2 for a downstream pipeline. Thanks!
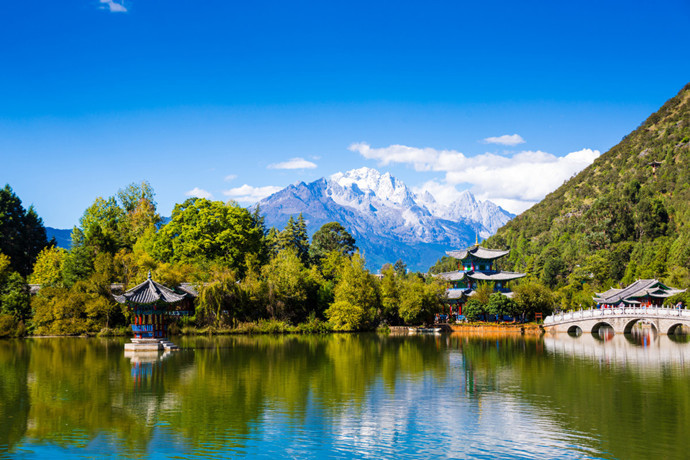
0;185;50;276
428;255;459;274
79;196;127;254
30;246;67;287
309;222;356;263
119;181;161;245
393;259;407;278
636;197;669;240
513;282;555;322
463;299;486;322
196;267;241;327
153;198;263;274
278;214;310;264
473;281;494;305
379;265;399;324
0;270;29;321
61;228;95;287
487;292;517;322
117;180;156;213
325;254;380;330
397;276;445;325
262;249;319;323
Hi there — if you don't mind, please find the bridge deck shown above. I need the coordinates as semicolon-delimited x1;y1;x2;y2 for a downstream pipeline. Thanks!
544;307;690;334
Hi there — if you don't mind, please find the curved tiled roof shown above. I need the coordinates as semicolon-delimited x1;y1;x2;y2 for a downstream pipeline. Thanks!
446;245;510;261
115;274;187;305
593;279;686;304
434;271;466;281
466;271;526;282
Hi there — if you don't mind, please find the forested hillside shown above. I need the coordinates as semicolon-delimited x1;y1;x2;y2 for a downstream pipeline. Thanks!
486;82;690;308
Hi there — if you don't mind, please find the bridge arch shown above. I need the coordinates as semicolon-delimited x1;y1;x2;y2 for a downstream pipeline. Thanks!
591;321;615;336
567;325;582;336
667;323;688;335
623;318;658;335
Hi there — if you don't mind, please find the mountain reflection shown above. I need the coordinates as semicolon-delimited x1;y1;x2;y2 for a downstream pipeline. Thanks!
1;333;689;459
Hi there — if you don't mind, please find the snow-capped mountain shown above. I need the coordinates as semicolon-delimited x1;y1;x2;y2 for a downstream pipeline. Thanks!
256;167;514;271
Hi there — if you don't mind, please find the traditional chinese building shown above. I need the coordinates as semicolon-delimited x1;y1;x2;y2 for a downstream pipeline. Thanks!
115;273;195;352
435;244;525;316
593;279;685;308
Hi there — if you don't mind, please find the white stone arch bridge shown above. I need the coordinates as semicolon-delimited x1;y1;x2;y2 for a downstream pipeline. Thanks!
544;306;690;335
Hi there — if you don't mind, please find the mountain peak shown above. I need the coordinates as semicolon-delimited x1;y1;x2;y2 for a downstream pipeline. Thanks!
330;167;413;206
257;166;515;270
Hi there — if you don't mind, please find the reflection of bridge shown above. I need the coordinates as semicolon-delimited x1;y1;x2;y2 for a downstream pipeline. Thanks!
543;334;690;367
544;307;690;334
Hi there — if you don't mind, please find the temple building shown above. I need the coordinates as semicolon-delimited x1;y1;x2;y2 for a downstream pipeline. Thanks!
593;279;685;307
435;244;525;316
115;272;196;352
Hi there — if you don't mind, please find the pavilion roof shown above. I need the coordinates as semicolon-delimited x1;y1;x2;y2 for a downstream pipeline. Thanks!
466;271;526;282
594;279;685;304
114;274;188;305
446;289;467;299
446;245;510;261
434;271;466;281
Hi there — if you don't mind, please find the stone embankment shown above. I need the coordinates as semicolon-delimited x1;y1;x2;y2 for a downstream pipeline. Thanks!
390;323;544;335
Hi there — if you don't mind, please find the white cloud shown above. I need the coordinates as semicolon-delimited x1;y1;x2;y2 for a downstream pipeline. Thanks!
267;157;317;170
351;142;600;214
185;187;213;199
100;0;127;12
412;180;465;207
349;142;439;171
223;184;282;203
482;134;525;146
224;174;238;182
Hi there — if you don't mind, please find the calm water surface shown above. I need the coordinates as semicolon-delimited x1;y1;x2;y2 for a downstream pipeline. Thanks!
1;331;689;459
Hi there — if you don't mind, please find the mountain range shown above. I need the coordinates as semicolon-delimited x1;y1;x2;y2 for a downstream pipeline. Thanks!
45;168;514;271
257;167;513;271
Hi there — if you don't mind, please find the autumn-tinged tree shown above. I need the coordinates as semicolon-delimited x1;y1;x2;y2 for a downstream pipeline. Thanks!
30;246;67;287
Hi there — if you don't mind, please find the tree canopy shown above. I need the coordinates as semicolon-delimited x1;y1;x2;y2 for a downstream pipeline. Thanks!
0;185;50;276
309;222;356;262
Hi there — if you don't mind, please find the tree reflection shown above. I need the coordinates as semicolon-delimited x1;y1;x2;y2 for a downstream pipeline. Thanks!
1;334;449;456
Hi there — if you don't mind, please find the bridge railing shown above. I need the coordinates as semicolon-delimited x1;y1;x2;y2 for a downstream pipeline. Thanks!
544;306;689;325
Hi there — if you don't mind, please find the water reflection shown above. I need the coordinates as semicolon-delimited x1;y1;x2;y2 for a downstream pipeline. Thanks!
544;332;690;367
593;323;615;342
0;334;689;459
625;322;658;347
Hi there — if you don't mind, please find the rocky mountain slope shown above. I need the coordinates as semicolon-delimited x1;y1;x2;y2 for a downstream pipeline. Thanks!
258;167;513;271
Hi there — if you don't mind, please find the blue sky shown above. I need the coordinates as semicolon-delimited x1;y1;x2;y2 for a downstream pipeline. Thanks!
1;0;689;228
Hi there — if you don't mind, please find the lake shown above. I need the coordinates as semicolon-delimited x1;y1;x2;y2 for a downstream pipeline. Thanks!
1;331;689;459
